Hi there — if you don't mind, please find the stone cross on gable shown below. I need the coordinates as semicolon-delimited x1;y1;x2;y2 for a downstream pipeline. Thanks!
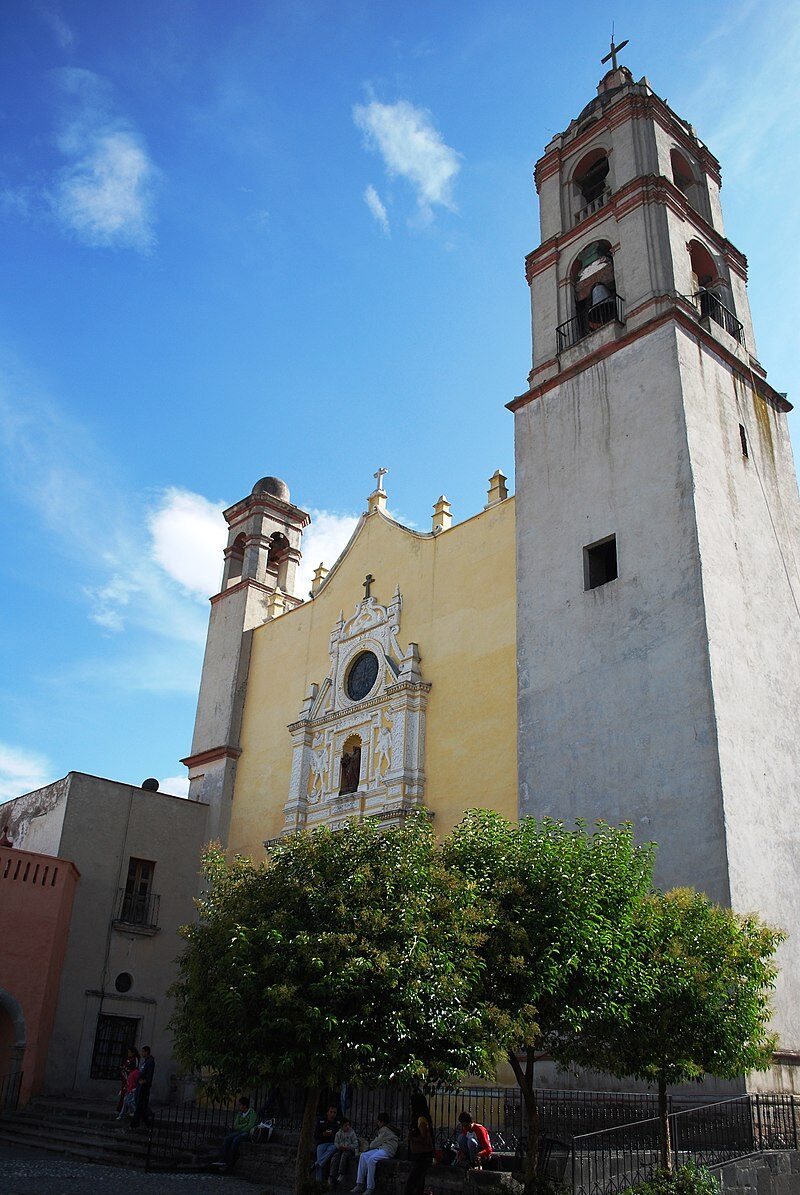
601;30;629;71
363;573;375;599
373;467;388;493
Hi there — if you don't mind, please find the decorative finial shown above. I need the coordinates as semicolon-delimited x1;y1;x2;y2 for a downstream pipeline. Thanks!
601;25;629;72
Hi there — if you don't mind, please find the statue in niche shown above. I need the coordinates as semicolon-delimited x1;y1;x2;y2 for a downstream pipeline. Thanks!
376;721;393;777
309;740;327;801
339;744;361;795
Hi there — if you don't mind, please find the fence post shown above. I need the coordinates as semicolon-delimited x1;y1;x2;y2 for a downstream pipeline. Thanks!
793;1096;799;1151
753;1094;762;1151
670;1111;678;1174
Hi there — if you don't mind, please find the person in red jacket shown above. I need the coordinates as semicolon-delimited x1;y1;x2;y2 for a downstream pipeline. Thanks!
456;1112;492;1168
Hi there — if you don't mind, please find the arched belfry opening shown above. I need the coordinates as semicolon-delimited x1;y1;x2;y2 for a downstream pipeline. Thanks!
688;239;742;343
671;148;705;215
571;240;618;337
224;533;246;589
339;735;362;796
267;532;291;591
573;148;610;222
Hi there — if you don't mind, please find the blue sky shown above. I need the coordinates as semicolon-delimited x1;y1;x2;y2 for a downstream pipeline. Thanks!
1;0;798;803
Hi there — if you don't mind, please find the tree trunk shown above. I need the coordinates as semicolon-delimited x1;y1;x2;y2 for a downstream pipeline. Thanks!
295;1084;323;1195
658;1077;673;1175
508;1048;541;1195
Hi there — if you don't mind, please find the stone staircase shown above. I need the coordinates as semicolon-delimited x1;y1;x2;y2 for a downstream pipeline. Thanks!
0;1096;234;1172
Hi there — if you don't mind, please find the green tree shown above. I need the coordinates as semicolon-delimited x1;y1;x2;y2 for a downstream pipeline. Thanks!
443;810;655;1193
557;888;784;1172
170;815;498;1195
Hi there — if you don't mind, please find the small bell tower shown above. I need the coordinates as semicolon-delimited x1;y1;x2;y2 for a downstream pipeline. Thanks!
183;476;310;844
513;52;800;1069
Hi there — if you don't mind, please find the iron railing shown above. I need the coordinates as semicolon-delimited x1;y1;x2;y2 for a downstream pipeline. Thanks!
144;1083;700;1174
693;289;744;345
572;1094;799;1195
557;294;626;353
0;1071;22;1115
576;189;611;225
114;887;161;929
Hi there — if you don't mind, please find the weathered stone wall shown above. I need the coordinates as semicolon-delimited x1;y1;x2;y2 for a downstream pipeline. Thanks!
719;1151;800;1195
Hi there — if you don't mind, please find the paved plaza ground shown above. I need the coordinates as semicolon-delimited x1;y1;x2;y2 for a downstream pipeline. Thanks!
0;1144;262;1194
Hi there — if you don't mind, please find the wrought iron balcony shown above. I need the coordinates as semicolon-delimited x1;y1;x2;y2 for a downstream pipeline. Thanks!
114;887;160;930
556;294;626;353
575;188;611;225
693;288;744;344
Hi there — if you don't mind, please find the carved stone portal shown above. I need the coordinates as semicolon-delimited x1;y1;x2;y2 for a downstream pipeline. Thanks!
282;586;430;834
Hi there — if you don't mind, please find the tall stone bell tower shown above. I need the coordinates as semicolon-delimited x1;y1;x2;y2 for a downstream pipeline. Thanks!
511;58;800;1073
183;476;310;844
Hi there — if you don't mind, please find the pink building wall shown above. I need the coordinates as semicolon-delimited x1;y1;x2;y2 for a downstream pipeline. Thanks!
0;846;79;1103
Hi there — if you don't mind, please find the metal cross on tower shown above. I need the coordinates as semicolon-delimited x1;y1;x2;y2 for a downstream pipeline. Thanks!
363;573;375;599
601;29;629;71
373;467;388;492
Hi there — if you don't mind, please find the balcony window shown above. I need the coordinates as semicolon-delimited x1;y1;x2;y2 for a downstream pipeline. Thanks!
115;857;160;929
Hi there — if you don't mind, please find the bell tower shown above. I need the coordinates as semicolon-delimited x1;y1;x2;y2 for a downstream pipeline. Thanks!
512;59;800;1069
183;476;310;844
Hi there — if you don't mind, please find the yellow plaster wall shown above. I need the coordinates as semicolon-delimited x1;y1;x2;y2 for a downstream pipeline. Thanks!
227;497;517;859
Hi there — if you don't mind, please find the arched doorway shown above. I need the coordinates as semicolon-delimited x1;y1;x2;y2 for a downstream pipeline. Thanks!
0;988;26;1108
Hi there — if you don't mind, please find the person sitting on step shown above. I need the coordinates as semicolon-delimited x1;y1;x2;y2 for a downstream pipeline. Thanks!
351;1112;400;1195
212;1096;258;1172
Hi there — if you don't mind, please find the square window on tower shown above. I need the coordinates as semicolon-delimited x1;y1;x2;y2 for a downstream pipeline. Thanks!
584;535;618;590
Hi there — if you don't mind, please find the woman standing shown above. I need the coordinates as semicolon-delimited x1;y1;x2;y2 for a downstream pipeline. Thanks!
117;1047;139;1114
405;1115;434;1195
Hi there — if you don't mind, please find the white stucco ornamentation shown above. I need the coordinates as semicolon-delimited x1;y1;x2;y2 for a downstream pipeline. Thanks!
282;586;430;834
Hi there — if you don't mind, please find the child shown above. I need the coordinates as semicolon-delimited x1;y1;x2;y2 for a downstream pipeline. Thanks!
329;1117;360;1188
116;1064;140;1118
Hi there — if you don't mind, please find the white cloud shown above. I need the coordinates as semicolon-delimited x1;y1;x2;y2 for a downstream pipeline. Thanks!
297;509;360;597
148;488;228;601
0;744;55;802
364;184;389;233
51;69;157;251
353;98;461;222
158;774;190;798
35;4;75;50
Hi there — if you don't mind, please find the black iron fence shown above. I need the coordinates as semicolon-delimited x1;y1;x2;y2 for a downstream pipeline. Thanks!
557;294;626;353
143;1083;718;1173
0;1071;22;1115
693;289;744;345
115;887;161;929
572;1094;799;1195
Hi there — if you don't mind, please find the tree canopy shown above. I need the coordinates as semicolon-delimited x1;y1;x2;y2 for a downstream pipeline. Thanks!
170;814;499;1192
443;811;656;1188
557;887;783;1169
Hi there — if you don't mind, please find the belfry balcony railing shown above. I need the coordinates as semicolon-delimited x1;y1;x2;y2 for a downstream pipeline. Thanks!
693;288;744;344
114;887;161;930
575;188;611;225
556;294;626;353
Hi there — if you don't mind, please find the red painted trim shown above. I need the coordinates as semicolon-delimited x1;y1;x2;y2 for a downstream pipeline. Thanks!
180;745;242;769
534;91;721;194
209;578;272;604
525;175;747;285
508;305;790;414
223;492;311;529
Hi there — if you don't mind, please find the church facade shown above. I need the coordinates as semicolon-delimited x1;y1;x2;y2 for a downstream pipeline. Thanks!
184;64;800;1082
